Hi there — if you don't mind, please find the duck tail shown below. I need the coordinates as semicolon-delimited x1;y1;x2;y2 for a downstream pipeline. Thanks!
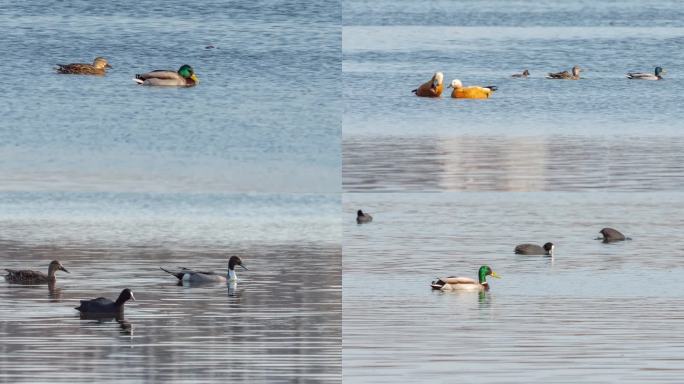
485;85;498;91
133;75;144;84
411;89;417;94
160;267;184;280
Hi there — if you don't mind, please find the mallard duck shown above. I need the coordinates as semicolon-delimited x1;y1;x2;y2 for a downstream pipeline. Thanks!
512;69;530;78
547;65;581;80
55;57;111;75
4;260;69;284
627;67;664;80
356;209;373;224
447;79;497;99
134;64;199;87
431;265;500;291
75;289;135;315
412;72;444;97
161;256;247;284
597;228;630;242
515;242;554;255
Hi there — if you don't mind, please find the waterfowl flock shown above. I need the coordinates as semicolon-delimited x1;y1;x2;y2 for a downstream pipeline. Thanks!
354;210;631;292
55;56;199;87
413;65;665;99
4;255;247;319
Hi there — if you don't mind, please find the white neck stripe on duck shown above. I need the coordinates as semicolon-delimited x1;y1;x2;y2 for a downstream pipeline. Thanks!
228;269;237;281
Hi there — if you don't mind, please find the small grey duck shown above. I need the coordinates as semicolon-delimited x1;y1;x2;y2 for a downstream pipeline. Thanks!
356;209;373;224
161;255;248;283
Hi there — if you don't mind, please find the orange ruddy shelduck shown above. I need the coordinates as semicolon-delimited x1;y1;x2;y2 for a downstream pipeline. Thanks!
448;79;497;99
412;72;444;97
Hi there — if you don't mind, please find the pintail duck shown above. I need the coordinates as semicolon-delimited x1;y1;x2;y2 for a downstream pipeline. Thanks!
547;66;581;80
431;265;500;291
627;67;664;80
515;242;555;255
597;228;630;242
161;256;248;283
75;288;135;315
412;72;444;97
356;209;373;224
4;260;69;284
56;57;111;75
134;64;199;86
448;79;497;99
512;69;530;78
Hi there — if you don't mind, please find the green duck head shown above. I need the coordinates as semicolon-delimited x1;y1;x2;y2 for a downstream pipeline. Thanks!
478;265;500;284
178;64;199;83
655;66;664;76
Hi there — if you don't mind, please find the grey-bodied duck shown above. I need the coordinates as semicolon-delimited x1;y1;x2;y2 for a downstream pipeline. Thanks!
431;265;500;291
134;64;199;87
598;227;630;242
512;69;530;78
161;255;248;283
627;67;664;80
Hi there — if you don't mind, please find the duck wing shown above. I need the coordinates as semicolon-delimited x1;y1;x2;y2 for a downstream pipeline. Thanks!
4;269;48;283
135;70;183;81
75;297;114;312
547;70;570;79
626;72;657;80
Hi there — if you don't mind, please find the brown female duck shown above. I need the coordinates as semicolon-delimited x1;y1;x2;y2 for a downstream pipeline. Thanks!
56;57;112;75
4;260;69;284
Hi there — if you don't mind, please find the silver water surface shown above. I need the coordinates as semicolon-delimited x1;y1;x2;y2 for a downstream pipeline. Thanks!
343;7;684;192
344;135;684;192
0;192;341;383
1;0;340;193
344;193;684;383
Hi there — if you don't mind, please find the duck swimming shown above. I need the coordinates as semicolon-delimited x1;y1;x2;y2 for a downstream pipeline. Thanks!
512;69;530;78
56;57;112;75
75;288;135;315
598;228;630;242
627;67;664;80
547;65;581;80
134;64;199;87
4;260;69;284
447;79;497;99
431;265;500;291
356;209;373;224
412;72;444;97
161;255;248;283
515;242;554;256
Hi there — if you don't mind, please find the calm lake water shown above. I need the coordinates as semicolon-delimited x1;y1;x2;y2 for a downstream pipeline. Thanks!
343;0;684;192
0;192;341;383
344;192;684;383
0;0;340;193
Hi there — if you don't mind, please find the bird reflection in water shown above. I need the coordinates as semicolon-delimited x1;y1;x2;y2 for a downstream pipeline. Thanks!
78;312;134;337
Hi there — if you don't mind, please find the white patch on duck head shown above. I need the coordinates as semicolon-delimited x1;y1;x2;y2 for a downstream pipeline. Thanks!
433;72;444;87
448;79;463;89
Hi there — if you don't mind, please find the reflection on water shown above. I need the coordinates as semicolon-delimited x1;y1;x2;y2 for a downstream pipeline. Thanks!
1;241;341;383
343;193;684;383
344;135;684;192
0;191;341;382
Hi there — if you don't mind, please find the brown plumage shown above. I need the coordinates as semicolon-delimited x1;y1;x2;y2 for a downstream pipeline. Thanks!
547;65;581;80
56;57;112;75
412;72;444;97
4;260;70;284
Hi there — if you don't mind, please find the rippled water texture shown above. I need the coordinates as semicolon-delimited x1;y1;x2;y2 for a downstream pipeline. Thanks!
0;192;341;383
343;0;684;192
344;193;684;383
0;0;340;193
